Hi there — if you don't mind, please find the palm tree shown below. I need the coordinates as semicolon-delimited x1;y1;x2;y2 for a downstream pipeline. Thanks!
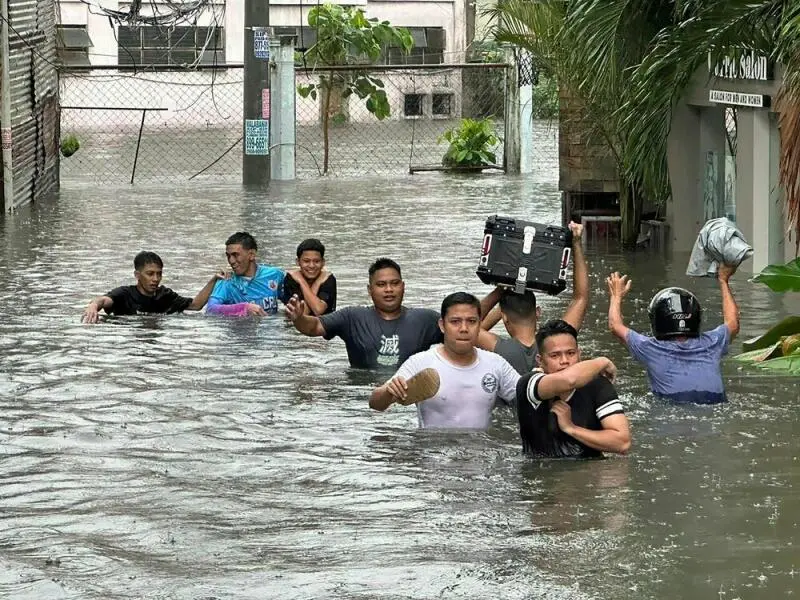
491;0;800;251
490;0;678;246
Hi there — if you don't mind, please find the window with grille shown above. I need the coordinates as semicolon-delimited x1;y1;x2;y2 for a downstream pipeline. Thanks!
432;93;453;116
404;94;424;117
117;26;225;67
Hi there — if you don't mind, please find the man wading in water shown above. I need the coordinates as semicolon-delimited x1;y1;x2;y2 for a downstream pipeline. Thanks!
477;222;588;375
369;292;519;429
285;258;442;369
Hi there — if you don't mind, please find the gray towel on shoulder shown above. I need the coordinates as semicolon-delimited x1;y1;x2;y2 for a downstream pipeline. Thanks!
686;217;753;277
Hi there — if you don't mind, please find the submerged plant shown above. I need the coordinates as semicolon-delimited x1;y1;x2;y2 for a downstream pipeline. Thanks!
438;118;499;168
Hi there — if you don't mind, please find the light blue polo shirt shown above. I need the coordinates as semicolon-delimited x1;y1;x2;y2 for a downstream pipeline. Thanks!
626;324;730;404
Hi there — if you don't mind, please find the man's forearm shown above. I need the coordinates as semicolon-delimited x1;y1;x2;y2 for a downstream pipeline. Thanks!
720;279;740;337
369;386;395;411
295;277;328;316
562;424;630;454
293;313;323;336
207;302;249;317
189;277;218;311
89;296;112;311
608;297;628;340
479;288;503;329
540;357;612;397
562;241;589;330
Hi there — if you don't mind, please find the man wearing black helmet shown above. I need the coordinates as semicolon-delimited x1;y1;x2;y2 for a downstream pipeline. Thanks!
605;265;739;404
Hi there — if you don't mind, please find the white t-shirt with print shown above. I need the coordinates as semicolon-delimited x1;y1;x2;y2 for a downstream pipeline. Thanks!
394;345;520;429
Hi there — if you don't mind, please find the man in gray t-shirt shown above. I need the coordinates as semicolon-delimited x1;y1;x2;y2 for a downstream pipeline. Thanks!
477;221;588;375
285;258;443;369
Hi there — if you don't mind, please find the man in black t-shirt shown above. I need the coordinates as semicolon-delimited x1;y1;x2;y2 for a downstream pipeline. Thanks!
515;319;631;458
82;251;224;323
285;257;442;369
279;238;337;316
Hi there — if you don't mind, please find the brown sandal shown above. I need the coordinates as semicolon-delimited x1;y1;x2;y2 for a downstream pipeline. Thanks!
398;368;441;406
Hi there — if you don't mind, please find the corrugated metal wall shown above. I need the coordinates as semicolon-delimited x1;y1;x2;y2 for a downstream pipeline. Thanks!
0;0;60;211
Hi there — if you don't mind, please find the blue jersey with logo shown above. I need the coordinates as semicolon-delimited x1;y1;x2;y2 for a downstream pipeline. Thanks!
208;264;285;314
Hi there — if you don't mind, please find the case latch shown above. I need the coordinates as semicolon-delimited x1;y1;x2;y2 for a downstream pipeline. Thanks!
522;226;536;254
515;267;528;294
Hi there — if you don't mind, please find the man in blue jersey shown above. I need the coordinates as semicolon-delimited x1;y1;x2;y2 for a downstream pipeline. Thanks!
207;232;285;317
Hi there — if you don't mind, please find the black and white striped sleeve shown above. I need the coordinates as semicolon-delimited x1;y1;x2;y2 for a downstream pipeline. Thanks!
516;371;547;410
593;377;624;420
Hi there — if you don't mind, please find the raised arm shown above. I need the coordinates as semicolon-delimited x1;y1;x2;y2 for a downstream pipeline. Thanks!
562;222;589;331
82;296;114;323
188;271;227;311
285;295;326;337
606;272;632;343
717;263;740;339
479;287;503;330
534;357;617;400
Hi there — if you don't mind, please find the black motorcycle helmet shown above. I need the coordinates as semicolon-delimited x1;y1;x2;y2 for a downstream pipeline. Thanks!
648;287;702;340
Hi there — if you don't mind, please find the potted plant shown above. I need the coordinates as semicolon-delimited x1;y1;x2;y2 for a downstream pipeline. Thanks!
438;118;500;170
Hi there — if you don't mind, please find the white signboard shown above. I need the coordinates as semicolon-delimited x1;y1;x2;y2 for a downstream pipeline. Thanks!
245;119;269;155
709;89;768;108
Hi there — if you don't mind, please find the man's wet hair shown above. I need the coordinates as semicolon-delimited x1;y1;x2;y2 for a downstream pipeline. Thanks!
535;319;578;353
297;238;325;259
368;257;402;281
134;251;163;271
225;231;258;251
441;292;482;320
499;289;537;321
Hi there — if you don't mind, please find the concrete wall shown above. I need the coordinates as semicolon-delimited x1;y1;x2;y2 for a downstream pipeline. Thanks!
667;63;795;271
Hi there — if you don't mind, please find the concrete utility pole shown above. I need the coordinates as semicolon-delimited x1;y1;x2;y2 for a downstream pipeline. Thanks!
242;0;271;186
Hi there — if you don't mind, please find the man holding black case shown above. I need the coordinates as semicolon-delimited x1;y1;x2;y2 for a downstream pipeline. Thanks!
477;221;588;375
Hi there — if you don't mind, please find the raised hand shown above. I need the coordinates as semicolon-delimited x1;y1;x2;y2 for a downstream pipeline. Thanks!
386;376;410;405
717;263;737;282
284;294;306;322
606;272;632;298
568;220;583;241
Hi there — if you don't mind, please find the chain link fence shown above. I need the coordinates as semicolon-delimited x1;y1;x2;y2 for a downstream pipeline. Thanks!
59;62;556;183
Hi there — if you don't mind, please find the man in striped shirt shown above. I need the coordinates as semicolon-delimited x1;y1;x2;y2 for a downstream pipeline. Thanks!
515;319;631;458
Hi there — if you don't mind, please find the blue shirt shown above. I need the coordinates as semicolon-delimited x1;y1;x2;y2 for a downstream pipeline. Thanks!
207;264;285;314
626;324;730;404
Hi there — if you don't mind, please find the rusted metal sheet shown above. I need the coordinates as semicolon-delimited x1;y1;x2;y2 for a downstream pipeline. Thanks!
1;0;59;210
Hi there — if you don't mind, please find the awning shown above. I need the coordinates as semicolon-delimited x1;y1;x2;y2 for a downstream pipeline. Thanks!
408;27;427;48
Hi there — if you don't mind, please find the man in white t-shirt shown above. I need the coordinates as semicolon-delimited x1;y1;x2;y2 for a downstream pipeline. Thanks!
369;292;520;429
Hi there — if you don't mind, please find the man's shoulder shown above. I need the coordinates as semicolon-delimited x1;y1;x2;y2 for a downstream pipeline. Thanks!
255;264;284;280
476;346;512;367
404;307;439;321
108;285;136;296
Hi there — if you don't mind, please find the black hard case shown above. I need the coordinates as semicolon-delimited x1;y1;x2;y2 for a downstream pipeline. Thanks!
476;216;573;295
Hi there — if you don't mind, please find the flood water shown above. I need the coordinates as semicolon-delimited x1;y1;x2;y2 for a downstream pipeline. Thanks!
1;174;799;599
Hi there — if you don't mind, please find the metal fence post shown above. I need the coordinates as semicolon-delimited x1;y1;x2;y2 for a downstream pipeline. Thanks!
503;46;521;175
270;35;296;181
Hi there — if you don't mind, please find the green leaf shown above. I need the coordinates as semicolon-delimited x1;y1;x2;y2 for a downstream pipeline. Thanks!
731;342;783;363
741;316;800;352
753;354;800;375
751;258;800;293
296;84;316;98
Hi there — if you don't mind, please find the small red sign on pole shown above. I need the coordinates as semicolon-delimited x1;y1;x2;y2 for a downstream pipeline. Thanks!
262;89;271;119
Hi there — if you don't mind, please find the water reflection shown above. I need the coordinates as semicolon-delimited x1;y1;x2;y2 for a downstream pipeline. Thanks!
1;174;799;599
